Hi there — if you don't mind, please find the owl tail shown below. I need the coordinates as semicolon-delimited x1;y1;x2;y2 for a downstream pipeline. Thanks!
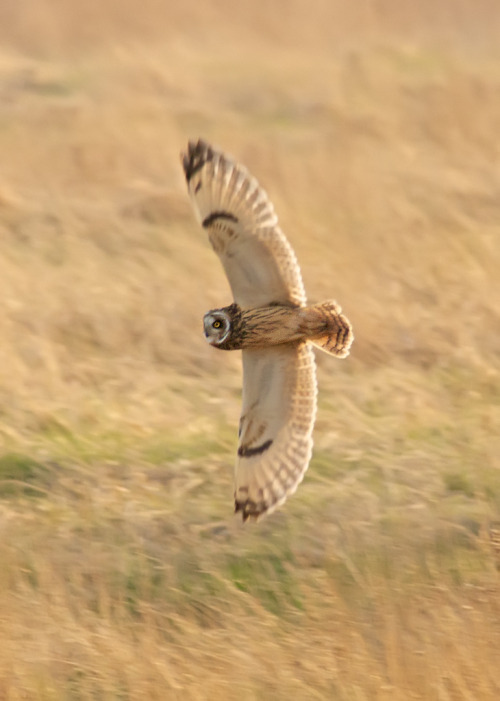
305;301;353;358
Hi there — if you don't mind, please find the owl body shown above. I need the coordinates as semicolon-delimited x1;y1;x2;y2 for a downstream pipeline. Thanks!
182;139;354;521
204;301;352;354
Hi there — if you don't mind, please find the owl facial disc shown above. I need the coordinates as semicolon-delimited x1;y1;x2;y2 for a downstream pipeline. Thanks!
203;310;232;346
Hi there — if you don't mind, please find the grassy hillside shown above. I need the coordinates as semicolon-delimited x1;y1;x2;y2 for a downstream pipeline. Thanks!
0;1;499;698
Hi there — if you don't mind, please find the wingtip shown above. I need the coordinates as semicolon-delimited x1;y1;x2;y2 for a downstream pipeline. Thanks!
234;498;266;522
181;138;214;182
234;495;282;523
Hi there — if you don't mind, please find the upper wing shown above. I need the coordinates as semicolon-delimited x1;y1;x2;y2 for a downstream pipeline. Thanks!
235;342;317;520
182;139;307;308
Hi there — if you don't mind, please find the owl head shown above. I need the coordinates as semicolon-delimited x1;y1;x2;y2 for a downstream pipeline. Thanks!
203;303;242;350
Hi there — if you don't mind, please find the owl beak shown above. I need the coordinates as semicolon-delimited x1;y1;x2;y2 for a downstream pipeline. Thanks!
203;314;216;343
203;316;210;339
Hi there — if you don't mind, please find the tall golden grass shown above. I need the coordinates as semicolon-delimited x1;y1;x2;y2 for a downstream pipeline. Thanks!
0;1;499;698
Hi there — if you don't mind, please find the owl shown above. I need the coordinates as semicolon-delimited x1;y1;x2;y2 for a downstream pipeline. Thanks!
182;139;353;521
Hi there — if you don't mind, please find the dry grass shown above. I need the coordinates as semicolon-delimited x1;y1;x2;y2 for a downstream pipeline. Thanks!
0;1;499;698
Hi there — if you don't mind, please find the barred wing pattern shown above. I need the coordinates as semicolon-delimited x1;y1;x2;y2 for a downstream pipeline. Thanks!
183;139;306;309
236;343;317;520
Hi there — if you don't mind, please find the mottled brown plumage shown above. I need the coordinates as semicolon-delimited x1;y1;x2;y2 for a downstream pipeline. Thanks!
182;139;354;520
204;301;351;354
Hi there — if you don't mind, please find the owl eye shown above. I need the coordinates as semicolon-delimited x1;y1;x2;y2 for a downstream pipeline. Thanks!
213;320;222;329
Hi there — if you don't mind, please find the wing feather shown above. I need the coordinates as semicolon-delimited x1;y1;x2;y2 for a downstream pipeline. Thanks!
182;139;306;308
235;343;317;520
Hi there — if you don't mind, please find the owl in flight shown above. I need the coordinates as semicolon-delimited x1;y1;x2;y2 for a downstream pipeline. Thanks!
182;139;353;521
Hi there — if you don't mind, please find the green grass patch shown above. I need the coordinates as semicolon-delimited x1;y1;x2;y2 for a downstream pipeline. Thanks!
444;471;474;497
0;452;52;498
226;549;303;615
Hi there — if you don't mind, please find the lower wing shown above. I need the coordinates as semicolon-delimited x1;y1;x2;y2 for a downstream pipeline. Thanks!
235;343;317;520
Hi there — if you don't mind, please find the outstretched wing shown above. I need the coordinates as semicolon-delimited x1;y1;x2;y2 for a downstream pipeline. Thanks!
235;342;317;520
182;139;306;309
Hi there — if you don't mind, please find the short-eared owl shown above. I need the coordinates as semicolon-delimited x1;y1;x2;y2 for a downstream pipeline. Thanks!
182;139;353;521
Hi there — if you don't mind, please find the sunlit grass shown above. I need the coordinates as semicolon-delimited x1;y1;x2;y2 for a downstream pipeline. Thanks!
0;0;499;698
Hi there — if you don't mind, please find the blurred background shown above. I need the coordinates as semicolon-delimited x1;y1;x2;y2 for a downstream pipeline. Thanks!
0;1;499;698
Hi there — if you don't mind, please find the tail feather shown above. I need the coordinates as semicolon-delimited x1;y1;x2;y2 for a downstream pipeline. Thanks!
306;301;353;358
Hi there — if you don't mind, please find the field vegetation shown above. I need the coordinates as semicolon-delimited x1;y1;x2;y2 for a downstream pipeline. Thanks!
0;1;499;698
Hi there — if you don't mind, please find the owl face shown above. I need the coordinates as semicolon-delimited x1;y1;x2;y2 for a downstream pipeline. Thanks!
203;309;232;346
203;303;243;349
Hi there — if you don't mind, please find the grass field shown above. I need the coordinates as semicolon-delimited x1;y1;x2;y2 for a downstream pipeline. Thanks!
0;1;499;698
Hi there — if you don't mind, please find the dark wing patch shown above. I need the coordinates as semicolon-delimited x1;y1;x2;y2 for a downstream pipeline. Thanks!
237;439;273;458
202;211;239;228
